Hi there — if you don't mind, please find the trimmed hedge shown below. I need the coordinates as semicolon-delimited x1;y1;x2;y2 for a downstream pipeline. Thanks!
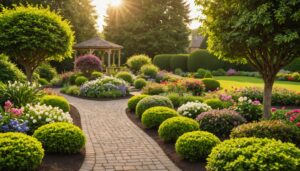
41;95;70;112
134;78;147;89
75;76;88;86
153;54;189;71
204;99;224;109
170;54;189;71
116;71;134;84
0;55;26;83
202;78;220;91
127;94;149;111
188;50;223;72
153;54;172;71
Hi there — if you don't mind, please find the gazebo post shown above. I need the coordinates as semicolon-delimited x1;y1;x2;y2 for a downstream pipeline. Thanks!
107;49;111;67
118;49;121;67
112;50;115;66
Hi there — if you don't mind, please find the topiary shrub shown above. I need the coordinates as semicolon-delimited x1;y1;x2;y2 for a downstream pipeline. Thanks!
41;95;70;112
75;76;88;86
206;138;300;171
204;99;224;109
141;82;165;95
202;78;220;91
170;54;189;71
188;50;223;72
158;117;199;142
75;54;102;76
141;64;159;78
127;94;149;111
35;63;57;81
230;120;300;145
153;54;172;71
194;68;208;78
0;132;44;171
136;95;173;118
134;78;147;89
175;131;221;161
38;78;49;86
91;71;103;79
33;122;85;154
126;54;152;72
0;55;26;83
141;106;179;129
212;68;226;76
69;72;83;85
204;71;213;78
196;109;246;138
116;71;134;84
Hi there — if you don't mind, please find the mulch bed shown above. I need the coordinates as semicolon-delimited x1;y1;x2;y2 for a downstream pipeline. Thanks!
126;109;207;171
38;105;85;171
60;92;133;101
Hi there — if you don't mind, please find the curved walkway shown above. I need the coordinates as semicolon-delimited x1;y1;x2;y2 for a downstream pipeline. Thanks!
61;94;180;171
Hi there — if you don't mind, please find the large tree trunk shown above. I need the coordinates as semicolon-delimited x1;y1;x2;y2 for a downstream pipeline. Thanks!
263;78;274;119
24;65;34;82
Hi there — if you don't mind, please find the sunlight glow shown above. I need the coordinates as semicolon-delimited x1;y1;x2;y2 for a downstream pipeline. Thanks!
110;0;122;7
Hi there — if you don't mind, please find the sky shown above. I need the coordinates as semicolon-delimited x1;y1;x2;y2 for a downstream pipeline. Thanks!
91;0;201;31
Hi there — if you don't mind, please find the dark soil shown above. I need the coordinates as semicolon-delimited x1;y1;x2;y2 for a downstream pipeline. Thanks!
126;109;207;171
61;92;133;101
38;105;85;171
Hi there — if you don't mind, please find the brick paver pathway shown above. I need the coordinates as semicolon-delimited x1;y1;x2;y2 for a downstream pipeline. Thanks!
60;94;180;171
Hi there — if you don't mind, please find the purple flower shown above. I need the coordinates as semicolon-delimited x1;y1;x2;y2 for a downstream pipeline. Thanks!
227;69;237;76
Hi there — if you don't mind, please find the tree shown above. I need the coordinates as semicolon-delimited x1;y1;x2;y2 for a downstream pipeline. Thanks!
196;0;300;118
104;0;190;57
0;6;74;81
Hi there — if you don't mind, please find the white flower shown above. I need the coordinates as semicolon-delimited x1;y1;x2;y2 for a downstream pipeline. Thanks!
32;119;37;123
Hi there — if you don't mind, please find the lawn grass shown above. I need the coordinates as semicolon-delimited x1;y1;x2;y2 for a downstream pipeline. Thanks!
214;76;300;92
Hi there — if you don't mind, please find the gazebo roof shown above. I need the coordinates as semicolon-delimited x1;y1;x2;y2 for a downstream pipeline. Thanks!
73;37;123;50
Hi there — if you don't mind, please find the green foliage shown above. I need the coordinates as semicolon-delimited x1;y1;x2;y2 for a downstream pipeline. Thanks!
33;122;85;154
141;64;159;78
166;93;204;108
75;76;88;86
35;63;57;81
38;78;49;86
127;95;149;111
170;54;189;71
126;55;152;72
142;83;165;95
158;117;199;142
116;71;134;84
285;58;300;72
91;71;103;80
136;95;173;118
212;69;226;76
175;131;220;161
194;68;208;78
202;79;220;91
141;106;179;129
236;97;263;122
0;132;44;171
41;95;70;112
204;71;213;78
206;138;300;171
204;99;224;109
153;54;172;71
69;72;83;85
60;85;80;96
230;120;300;145
0;55;26;83
188;50;222;72
134;78;147;89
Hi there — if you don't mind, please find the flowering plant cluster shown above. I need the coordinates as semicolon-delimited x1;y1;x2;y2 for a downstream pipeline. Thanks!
277;72;300;82
236;96;263;122
285;109;300;127
227;69;238;76
177;102;212;119
75;54;102;75
180;79;205;96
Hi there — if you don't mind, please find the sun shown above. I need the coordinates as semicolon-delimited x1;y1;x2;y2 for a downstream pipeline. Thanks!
110;0;122;7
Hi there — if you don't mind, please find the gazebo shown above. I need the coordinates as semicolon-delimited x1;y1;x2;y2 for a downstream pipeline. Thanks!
73;37;123;67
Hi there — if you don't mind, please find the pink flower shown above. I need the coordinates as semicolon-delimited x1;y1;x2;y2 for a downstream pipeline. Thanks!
281;106;286;110
296;122;300;127
4;100;13;108
10;108;23;117
252;100;261;105
271;108;277;112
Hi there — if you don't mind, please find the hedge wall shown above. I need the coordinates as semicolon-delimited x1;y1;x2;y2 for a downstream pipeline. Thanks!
170;54;189;71
153;54;172;71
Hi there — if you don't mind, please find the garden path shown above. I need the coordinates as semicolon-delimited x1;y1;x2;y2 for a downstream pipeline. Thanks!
59;93;180;171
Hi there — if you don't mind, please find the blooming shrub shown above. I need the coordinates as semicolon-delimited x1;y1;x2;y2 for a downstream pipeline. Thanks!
286;109;300;128
142;83;165;95
180;79;205;95
177;102;212;119
41;95;70;112
75;54;102;76
80;76;129;98
226;68;237;76
141;64;159;78
127;95;149;111
175;131;221;161
196;109;246;138
206;138;300;171
134;78;147;89
236;96;263;122
126;54;152;72
219;93;234;108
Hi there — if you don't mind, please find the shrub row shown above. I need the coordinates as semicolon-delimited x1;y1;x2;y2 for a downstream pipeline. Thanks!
153;54;189;71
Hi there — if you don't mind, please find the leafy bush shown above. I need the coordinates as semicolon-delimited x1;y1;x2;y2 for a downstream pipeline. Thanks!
141;64;159;78
50;76;63;87
175;131;221;161
236;97;263;122
116;71;134;84
170;54;189;71
285;57;300;72
126;54;152;72
0;133;44;171
69;72;83;85
141;106;179;128
212;69;226;76
0;55;26;83
188;50;223;72
142;83;165;95
202;78;220;91
33;122;85;153
91;71;103;79
181;79;205;95
177;102;211;119
166;93;204;108
127;95;149;111
206;138;300;171
231;120;300;145
136;95;173;118
204;99;224;109
41;95;70;112
204;71;213;78
158;117;199;142
61;85;81;96
285;109;300;128
38;78;49;86
75;54;102;76
196;109;246;138
194;68;208;78
35;63;57;81
134;78;147;89
75;76;88;86
153;54;172;70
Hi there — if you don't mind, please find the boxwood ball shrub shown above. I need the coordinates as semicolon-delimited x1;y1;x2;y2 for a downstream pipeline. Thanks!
204;71;213;78
134;78;147;89
33;122;85;153
0;55;26;83
196;109;246;138
175;131;221;161
126;54;152;72
69;72;83;85
158;117;199;142
136;95;173;118
116;71;134;84
141;64;159;78
141;106;179;129
75;54;102;76
127;94;149;111
75;76;88;86
204;99;224;109
206;138;300;171
41;95;70;112
91;71;103;79
35;63;57;81
230;120;300;145
202;78;220;91
0;133;44;171
153;54;172;71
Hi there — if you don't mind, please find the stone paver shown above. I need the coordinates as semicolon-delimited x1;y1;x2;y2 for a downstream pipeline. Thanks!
60;94;180;171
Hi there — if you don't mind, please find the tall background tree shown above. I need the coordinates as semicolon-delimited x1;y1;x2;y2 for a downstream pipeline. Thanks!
104;0;190;58
196;0;300;118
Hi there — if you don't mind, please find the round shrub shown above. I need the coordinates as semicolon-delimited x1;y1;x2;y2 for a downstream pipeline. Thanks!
230;120;300;145
158;117;199;142
194;68;207;78
41;95;70;112
206;138;300;171
170;54;189;71
141;106;179;128
204;99;224;109
127;94;149;111
175;131;221;161
204;71;213;78
91;71;103;79
126;54;152;72
141;64;159;78
38;78;49;86
0;56;26;83
202;78;220;91
153;54;172;71
75;54;102;76
0;132;44;171
69;72;83;85
35;63;57;81
116;71;134;84
236;97;263;122
134;78;147;89
212;68;226;76
33;122;85;153
196;109;246;138
75;76;89;86
136;95;173;118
